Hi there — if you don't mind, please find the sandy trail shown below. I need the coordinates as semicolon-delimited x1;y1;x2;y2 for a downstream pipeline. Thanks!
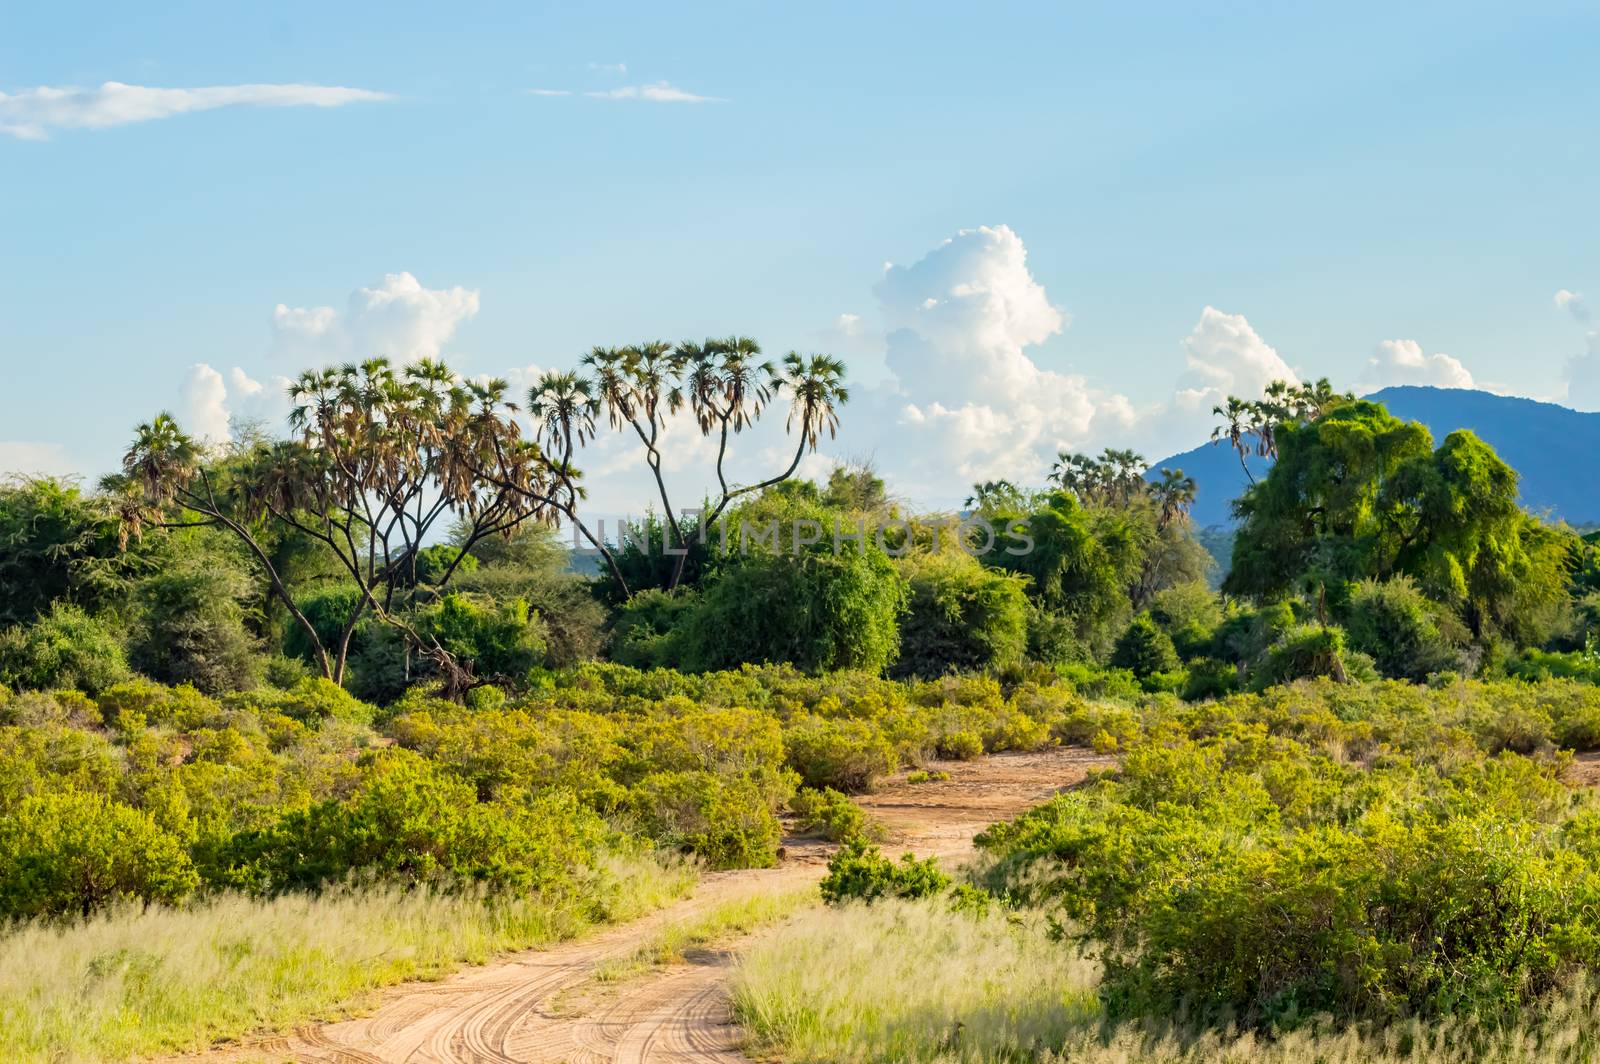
159;747;1108;1064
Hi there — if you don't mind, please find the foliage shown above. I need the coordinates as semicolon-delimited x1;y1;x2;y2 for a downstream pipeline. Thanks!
0;478;145;627
416;592;547;683
985;491;1142;651
627;770;781;870
783;714;900;792
1110;614;1181;679
1223;395;1576;650
789;786;876;843
1342;576;1465;681
415;544;478;585
977;697;1600;1029
676;543;906;675
0;791;198;919
819;841;951;904
126;529;261;693
609;588;698;669
892;551;1028;678
215;750;607;894
0;603;131;695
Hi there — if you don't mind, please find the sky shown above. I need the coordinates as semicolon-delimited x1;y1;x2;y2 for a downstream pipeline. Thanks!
3;1;1599;519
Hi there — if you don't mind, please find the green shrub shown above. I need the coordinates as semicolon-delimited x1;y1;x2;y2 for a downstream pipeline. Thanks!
977;725;1600;1028
1110;614;1181;679
126;533;261;694
789;786;879;844
627;770;781;870
892;552;1027;678
0;791;198;919
231;677;375;727
609;589;697;669
1342;576;1465;681
1509;648;1600;687
935;729;984;761
417;593;547;683
0;603;130;695
213;750;607;894
1181;657;1240;701
415;544;478;585
819;841;950;904
1254;624;1355;688
676;546;906;675
783;714;899;792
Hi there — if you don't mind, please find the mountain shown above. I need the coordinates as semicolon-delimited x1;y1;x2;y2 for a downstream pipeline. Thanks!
1151;387;1600;529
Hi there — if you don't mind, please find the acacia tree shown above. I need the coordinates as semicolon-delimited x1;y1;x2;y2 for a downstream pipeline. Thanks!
114;359;551;688
501;339;850;595
1223;394;1571;643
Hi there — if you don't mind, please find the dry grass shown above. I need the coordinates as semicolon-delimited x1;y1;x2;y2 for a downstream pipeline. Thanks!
731;897;1600;1064
592;885;813;984
732;897;1099;1062
0;853;694;1063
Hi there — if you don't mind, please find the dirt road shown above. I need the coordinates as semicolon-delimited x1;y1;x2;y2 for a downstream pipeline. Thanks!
162;747;1108;1064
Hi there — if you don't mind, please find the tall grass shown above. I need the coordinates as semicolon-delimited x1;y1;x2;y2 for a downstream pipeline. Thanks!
0;853;694;1063
731;898;1600;1064
732;897;1100;1062
592;885;814;983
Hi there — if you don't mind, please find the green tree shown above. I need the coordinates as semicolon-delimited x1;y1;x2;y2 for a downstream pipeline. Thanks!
0;478;147;627
986;491;1143;651
1224;399;1432;607
114;361;548;690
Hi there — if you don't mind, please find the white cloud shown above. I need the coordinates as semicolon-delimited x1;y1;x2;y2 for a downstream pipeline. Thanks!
178;364;292;443
272;272;480;364
179;364;232;443
583;82;725;103
1556;289;1590;322
0;442;74;478
839;224;1132;501
527;88;573;97
1173;306;1297;412
588;62;628;75
1359;339;1475;391
0;81;390;140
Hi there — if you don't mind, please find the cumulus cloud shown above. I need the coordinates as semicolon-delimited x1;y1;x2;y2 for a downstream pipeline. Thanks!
0;81;390;140
1173;307;1297;412
179;364;232;443
272;272;480;364
844;224;1132;500
1556;289;1590;322
178;364;292;443
1359;339;1475;391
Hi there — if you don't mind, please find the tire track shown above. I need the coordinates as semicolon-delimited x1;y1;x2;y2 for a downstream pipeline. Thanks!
151;747;1106;1063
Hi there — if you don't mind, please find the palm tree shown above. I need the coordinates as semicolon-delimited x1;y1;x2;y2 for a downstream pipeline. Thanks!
526;370;598;464
1151;467;1197;529
779;352;849;452
1211;396;1257;484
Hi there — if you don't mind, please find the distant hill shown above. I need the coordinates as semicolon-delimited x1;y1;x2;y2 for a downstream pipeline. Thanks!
1151;386;1600;529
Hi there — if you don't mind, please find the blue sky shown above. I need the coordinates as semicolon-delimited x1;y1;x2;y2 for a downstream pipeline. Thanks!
3;1;1599;511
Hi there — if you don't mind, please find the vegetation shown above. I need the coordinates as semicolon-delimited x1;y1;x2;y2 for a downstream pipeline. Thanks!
10;364;1600;1060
